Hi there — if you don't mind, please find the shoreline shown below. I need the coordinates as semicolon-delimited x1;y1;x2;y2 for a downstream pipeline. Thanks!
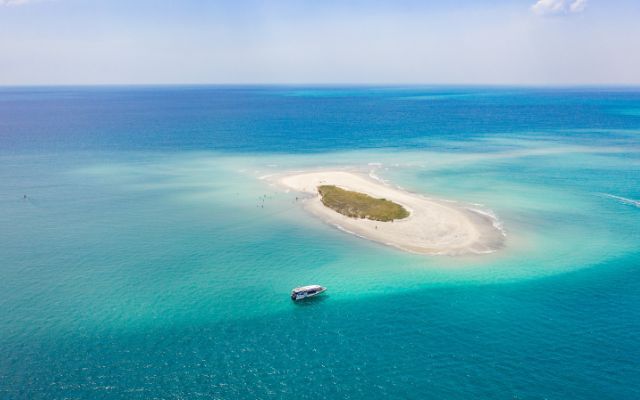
273;169;505;256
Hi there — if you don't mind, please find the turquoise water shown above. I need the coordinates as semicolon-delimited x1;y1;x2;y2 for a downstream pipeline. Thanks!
1;87;639;399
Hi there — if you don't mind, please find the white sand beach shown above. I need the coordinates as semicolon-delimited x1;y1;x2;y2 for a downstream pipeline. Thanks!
277;170;505;256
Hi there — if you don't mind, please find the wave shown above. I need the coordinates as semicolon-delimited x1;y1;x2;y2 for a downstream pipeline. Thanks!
466;207;507;237
599;193;640;208
368;169;390;185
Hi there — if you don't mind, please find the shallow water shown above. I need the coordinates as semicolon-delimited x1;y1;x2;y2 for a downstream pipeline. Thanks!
1;86;639;399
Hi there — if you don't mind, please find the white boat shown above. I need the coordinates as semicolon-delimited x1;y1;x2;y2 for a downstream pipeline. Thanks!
291;285;327;301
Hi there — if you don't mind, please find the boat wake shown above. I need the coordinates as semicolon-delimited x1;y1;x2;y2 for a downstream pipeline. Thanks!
599;193;640;208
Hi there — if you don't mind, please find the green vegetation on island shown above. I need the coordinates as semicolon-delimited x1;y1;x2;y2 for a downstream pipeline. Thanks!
317;185;410;222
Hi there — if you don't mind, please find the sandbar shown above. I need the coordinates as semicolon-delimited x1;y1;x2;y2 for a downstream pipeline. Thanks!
276;170;505;256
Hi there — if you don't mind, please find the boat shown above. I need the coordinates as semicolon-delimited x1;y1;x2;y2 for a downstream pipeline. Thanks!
291;285;327;301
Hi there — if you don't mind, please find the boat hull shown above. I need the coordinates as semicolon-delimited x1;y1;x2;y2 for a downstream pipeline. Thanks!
291;287;327;301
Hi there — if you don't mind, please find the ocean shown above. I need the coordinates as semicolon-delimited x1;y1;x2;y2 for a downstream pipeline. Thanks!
1;86;639;399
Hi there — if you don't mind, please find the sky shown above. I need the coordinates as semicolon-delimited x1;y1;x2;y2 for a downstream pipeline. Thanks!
0;0;638;85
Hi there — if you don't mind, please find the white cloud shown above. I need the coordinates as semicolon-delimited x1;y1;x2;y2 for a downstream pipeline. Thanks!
569;0;587;13
531;0;588;15
1;0;35;5
532;0;564;15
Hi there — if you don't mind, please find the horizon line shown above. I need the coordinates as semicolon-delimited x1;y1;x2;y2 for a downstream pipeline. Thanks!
2;83;640;89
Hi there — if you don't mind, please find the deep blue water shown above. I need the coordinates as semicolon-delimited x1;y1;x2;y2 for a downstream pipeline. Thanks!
1;86;639;399
2;86;639;153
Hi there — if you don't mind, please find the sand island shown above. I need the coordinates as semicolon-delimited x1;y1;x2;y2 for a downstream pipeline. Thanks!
276;170;504;256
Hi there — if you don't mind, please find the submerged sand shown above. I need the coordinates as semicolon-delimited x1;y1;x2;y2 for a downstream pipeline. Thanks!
277;170;504;256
